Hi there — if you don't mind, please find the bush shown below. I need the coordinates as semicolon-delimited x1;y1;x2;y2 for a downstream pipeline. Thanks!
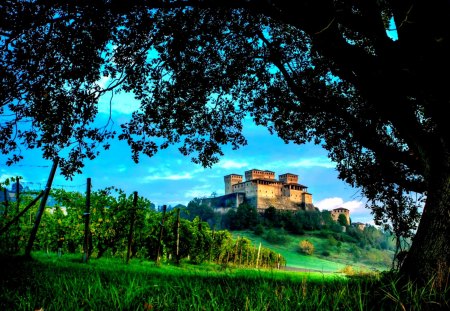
321;250;330;257
340;265;355;276
253;224;264;236
299;240;315;255
263;229;289;244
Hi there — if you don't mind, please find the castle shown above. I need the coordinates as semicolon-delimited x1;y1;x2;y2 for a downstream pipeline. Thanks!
202;169;314;213
331;207;350;225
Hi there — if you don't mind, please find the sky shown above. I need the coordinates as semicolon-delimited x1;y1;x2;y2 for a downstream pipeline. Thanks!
0;17;400;226
0;89;376;224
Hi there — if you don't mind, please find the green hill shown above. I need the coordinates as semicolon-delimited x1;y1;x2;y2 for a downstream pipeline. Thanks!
231;229;395;273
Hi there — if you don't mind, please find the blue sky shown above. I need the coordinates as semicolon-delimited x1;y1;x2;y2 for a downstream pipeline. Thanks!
0;89;375;224
1;17;400;226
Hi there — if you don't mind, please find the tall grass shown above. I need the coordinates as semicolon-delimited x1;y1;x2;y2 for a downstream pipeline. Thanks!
1;252;448;310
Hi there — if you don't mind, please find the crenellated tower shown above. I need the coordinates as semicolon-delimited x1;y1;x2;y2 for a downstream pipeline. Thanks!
224;174;243;194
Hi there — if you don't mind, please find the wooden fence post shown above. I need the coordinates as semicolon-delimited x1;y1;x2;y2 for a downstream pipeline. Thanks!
15;176;20;213
3;188;8;217
256;242;262;268
25;159;59;258
156;205;167;263
83;178;91;263
126;191;138;264
14;177;21;252
175;207;181;264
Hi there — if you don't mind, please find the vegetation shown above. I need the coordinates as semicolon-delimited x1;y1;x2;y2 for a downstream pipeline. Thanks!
233;229;394;273
1;252;448;311
299;240;315;255
2;0;450;283
0;188;285;269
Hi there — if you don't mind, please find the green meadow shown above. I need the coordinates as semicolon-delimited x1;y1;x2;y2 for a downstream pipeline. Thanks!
1;252;448;311
232;230;394;273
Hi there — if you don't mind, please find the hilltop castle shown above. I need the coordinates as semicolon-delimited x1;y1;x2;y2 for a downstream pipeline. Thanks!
202;169;315;213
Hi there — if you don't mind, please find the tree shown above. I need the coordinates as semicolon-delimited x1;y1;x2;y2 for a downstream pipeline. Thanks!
2;1;449;283
320;210;335;229
338;214;349;227
183;198;214;222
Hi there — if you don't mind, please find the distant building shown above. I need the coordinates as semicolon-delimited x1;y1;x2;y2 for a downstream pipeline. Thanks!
202;169;314;213
331;207;350;225
352;222;366;231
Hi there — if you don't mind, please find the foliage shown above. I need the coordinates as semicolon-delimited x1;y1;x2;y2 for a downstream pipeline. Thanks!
2;0;450;281
263;228;289;245
224;203;259;230
0;188;284;268
253;223;264;236
299;240;315;255
338;214;349;227
182;198;221;229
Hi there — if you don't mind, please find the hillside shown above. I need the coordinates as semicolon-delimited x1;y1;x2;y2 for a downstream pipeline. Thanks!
231;229;395;273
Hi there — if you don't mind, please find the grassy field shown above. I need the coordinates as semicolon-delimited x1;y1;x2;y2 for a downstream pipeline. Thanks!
1;251;448;310
232;230;394;273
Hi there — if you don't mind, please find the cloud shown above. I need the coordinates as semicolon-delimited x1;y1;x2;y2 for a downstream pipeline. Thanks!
143;172;193;182
315;196;374;224
184;184;214;199
117;165;127;173
217;159;248;169
315;197;366;213
287;157;335;169
314;197;344;210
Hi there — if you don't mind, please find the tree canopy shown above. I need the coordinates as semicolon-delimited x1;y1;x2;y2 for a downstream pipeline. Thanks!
1;0;450;283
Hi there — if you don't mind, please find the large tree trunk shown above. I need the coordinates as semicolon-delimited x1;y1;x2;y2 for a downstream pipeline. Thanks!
400;165;450;287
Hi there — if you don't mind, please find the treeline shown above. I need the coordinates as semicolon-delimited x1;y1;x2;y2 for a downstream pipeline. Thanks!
0;188;285;268
182;200;396;251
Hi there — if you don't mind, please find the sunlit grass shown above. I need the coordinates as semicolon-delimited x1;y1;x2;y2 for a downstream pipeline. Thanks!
1;251;448;311
233;230;392;273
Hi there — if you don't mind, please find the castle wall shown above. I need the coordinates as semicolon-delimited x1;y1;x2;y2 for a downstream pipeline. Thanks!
257;196;300;212
302;193;313;205
201;192;245;210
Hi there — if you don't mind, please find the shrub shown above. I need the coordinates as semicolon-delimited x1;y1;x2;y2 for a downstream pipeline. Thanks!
253;224;264;236
321;250;330;257
340;265;355;276
299;240;314;255
263;229;289;244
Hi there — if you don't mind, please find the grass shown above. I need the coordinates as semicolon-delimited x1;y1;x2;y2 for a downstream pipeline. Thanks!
1;251;448;310
232;230;393;273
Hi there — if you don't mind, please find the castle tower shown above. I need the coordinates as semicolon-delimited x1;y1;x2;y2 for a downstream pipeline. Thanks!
331;207;350;225
245;169;275;181
279;173;299;184
224;174;243;194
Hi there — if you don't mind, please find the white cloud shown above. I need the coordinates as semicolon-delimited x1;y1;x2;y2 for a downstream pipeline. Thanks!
218;159;248;169
315;197;374;224
184;189;210;199
287;157;335;169
315;197;344;210
315;197;366;213
143;172;193;182
183;184;215;199
117;165;127;173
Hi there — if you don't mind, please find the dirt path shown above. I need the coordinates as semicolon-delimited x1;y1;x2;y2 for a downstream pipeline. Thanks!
283;266;335;273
